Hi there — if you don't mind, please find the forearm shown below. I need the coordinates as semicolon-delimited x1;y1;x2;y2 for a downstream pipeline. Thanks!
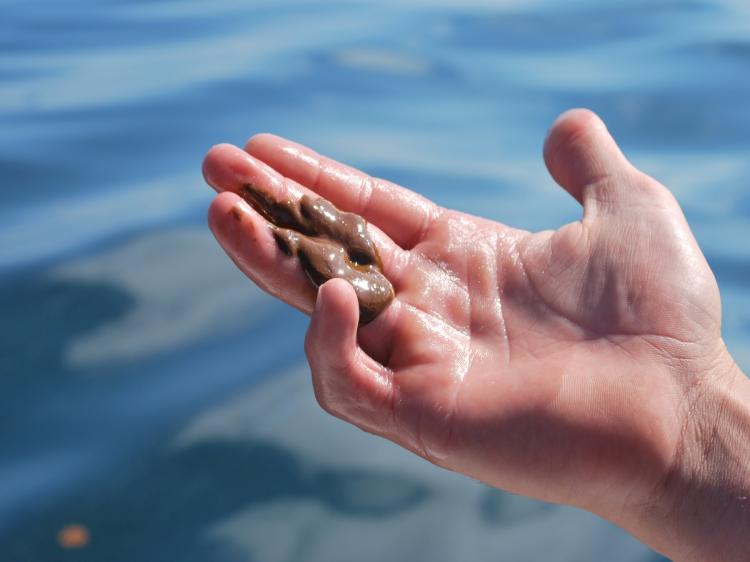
632;351;750;561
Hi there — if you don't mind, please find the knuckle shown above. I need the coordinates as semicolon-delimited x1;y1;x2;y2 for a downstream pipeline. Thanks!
311;374;344;419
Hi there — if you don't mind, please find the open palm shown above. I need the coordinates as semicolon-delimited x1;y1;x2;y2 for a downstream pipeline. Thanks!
202;109;726;523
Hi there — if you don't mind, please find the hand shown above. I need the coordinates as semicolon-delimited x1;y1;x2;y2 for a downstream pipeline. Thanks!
202;109;749;561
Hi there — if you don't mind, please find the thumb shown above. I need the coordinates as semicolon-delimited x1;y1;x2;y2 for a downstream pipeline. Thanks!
543;108;637;212
305;278;395;431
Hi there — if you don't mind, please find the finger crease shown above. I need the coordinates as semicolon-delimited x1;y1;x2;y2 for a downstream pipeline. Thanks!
358;174;375;217
308;155;325;193
407;205;441;250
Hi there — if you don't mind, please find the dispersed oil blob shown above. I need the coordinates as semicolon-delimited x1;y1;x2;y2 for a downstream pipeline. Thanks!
241;184;394;324
57;524;90;549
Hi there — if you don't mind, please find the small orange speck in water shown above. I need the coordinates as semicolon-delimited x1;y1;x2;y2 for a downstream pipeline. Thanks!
57;524;90;549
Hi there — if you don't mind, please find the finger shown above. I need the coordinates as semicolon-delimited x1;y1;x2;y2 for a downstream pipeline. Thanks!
245;133;442;250
203;142;295;200
305;279;396;433
543;109;638;214
208;191;317;313
203;143;410;289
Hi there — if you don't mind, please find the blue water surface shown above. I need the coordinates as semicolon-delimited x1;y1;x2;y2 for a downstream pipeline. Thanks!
1;0;749;560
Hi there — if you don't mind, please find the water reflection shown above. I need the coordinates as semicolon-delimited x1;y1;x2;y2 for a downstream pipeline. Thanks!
0;275;132;381
2;438;429;562
710;256;750;289
444;0;712;51
478;489;554;527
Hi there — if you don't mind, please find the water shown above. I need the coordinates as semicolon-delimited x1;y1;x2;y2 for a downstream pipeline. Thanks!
1;0;748;560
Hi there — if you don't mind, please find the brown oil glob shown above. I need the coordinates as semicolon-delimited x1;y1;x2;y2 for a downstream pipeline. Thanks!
241;184;395;324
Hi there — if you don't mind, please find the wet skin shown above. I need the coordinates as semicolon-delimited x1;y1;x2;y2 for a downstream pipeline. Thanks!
203;109;750;562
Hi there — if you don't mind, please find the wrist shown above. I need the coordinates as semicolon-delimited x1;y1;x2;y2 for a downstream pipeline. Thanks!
634;344;750;561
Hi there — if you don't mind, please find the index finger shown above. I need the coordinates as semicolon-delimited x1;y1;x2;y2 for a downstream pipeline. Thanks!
245;134;443;250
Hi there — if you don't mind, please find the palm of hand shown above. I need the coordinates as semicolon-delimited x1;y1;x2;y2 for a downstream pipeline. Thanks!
203;110;723;515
